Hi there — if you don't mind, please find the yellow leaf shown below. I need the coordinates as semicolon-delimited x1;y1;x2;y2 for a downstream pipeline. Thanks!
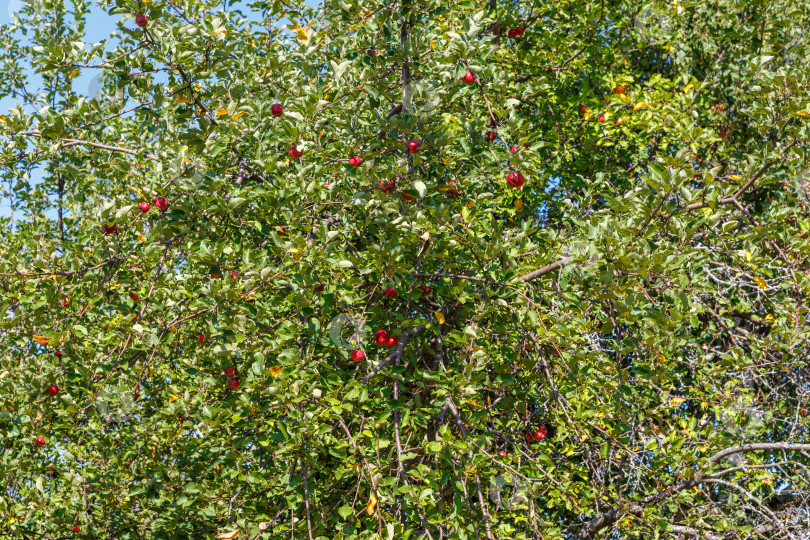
633;101;646;111
430;40;436;49
739;249;752;262
195;82;203;91
670;397;686;406
0;115;6;122
216;531;239;540
168;395;179;403
467;200;475;209
753;276;767;290
764;314;774;323
215;109;229;116
231;111;246;121
365;493;377;515
175;95;189;104
434;311;445;325
698;445;707;452
168;326;177;332
68;69;80;81
269;366;282;377
514;199;524;211
798;111;809;117
729;174;741;182
138;235;148;243
33;335;51;345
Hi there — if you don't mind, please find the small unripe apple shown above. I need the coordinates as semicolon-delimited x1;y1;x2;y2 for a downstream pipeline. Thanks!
288;146;303;159
34;436;46;448
488;132;497;141
315;283;325;292
139;202;151;213
387;336;399;348
154;196;168;212
135;14;147;28
103;223;116;235
71;524;81;533
348;156;362;167
599;115;605;123
507;171;525;188
271;103;283;117
408;139;422;154
129;292;139;301
383;286;397;299
351;349;365;362
462;70;476;85
401;191;414;201
55;351;63;359
228;378;240;390
61;298;69;308
47;384;59;397
380;180;394;194
312;388;322;398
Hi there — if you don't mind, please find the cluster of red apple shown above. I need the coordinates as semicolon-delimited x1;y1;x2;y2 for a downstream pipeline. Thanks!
507;26;525;38
103;196;169;234
374;329;398;348
223;365;240;390
525;424;548;442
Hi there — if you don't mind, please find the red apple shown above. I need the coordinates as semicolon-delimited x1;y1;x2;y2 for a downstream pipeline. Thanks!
351;349;365;362
524;339;533;351
488;132;497;141
462;70;476;85
348;156;362;167
135;14;147;28
613;84;626;95
408;139;422;154
154;196;168;212
139;202;151;213
380;180;394;194
599;115;605;123
61;298;69;308
229;270;239;280
508;27;524;38
47;384;59;397
498;450;507;457
34;436;46;448
613;119;619;126
525;432;534;442
55;351;63;359
374;330;388;347
315;283;325;292
224;365;236;377
271;103;283;117
387;336;399;348
129;292;139;301
383;286;397;299
197;334;206;343
228;378;240;390
103;223;116;235
134;386;140;398
276;228;286;237
418;285;432;296
288;146;303;159
71;524;81;533
511;144;518;154
507;171;525;188
211;273;222;278
534;425;548;441
580;106;587;113
401;191;414;201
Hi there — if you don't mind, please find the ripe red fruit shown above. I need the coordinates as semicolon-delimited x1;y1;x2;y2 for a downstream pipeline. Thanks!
103;223;116;234
139;202;151;213
129;292;139;301
383;286;397;299
525;432;534;442
154;196;169;212
55;351;63;359
374;330;388;347
271;103;283;117
580;106;587;113
401;191;414;201
197;334;206;343
348;156;362;167
135;14;147;28
508;27;525;38
224;365;236;377
47;384;59;397
60;298;69;308
288;146;303;159
599;115;605;123
507;171;525;188
134;387;140;398
511;144;519;154
211;273;222;278
34;436;46;448
380;180;394;194
524;339;533;351
229;270;239;280
534;425;548;441
418;285;432;296
498;450;507;457
71;524;81;533
315;283;325;292
387;336;399;348
227;378;240;390
408;139;422;154
351;349;365;362
613;84;626;95
613;119;619;126
488;132;497;141
462;70;476;85
276;228;286;237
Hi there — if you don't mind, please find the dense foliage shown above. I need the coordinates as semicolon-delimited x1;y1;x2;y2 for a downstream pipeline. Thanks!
1;0;810;538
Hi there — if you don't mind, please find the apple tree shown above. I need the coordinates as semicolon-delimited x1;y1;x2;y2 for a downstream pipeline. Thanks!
1;0;810;538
